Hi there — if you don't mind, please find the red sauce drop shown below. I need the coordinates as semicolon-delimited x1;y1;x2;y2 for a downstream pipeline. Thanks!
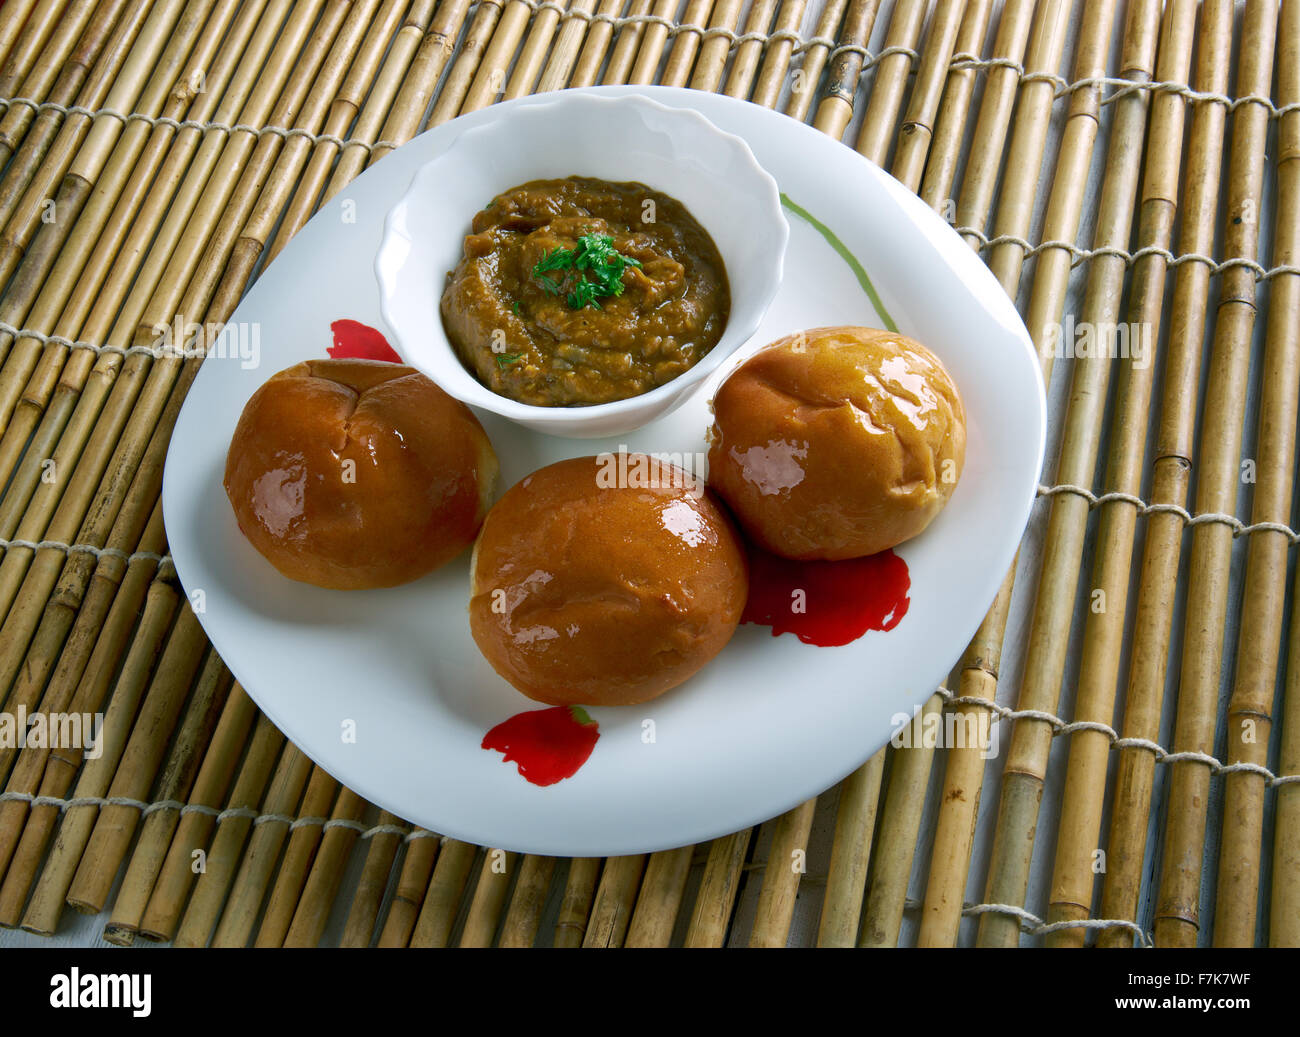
481;705;600;786
741;545;910;647
328;318;402;363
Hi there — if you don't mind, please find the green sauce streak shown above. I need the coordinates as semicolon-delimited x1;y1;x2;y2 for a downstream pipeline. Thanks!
779;192;898;333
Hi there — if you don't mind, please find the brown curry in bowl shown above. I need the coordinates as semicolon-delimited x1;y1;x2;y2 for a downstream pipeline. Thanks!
440;176;730;408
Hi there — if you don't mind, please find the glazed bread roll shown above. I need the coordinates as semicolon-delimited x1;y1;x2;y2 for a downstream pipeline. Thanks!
707;326;965;560
469;455;748;706
224;358;497;589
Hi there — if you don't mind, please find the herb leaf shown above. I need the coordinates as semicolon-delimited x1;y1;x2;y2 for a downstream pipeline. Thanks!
568;280;601;310
495;351;525;368
534;246;575;272
530;233;641;310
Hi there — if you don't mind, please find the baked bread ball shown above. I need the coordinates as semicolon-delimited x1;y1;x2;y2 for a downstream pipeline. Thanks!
224;358;497;589
707;326;965;560
469;455;748;706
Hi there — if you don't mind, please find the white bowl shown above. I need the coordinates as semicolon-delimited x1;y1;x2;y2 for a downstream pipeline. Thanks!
374;92;788;438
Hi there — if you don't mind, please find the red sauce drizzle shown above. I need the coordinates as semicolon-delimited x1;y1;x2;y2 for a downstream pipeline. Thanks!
481;706;600;786
328;318;402;363
741;545;910;647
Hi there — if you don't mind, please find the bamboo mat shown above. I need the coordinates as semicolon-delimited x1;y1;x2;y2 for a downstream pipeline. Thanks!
0;0;1295;949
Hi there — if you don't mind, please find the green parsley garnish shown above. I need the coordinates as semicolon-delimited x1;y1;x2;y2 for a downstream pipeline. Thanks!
495;351;525;368
531;233;641;310
511;300;521;317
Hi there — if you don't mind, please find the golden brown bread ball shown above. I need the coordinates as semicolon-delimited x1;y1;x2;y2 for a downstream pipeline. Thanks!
469;455;748;706
707;326;965;560
224;358;497;589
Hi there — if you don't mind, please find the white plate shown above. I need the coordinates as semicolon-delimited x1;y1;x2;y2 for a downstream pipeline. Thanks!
163;86;1045;857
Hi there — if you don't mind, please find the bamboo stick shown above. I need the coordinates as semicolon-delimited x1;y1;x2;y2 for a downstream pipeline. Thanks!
408;838;477;947
1153;0;1278;948
459;0;533;113
721;0;776;98
688;0;743;92
498;854;557;947
627;0;682;85
459;849;517;946
683;829;749;946
1277;643;1300;944
282;788;367;947
851;0;925;164
134;686;263;942
376;831;440;947
366;0;470;166
861;695;947;946
427;0;505;125
0;0;68;99
946;0;1035;245
5;0;99;109
0;0;195;298
1097;0;1235;945
18;575;184;935
0;505;166;915
62;608;212;917
184;742;310;948
553;856;601;947
0;0;40;73
785;0;847;122
815;749;885;945
174;0;359;310
1045;0;1196;947
917;597;1014;944
569;0;625;88
600;0;652;85
339;811;407;948
0;0;201;424
982;0;1072;288
977;0;1127;948
1213;0;1299;947
889;0;964;190
223;0;393;274
748;0;807;108
658;0;715;87
251;766;340;947
0;329;205;771
917;0;993;211
261;0;411;264
1271;0;1300;948
748;797;816;946
582;853;646;947
0;0;255;507
0;0;123;190
0;505;157;797
99;663;240;944
0;485;165;795
0;0;165;480
512;0;586;97
810;0;878;139
624;845;694;946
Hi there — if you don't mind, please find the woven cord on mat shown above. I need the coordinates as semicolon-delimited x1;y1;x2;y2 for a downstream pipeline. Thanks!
0;0;1295;948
